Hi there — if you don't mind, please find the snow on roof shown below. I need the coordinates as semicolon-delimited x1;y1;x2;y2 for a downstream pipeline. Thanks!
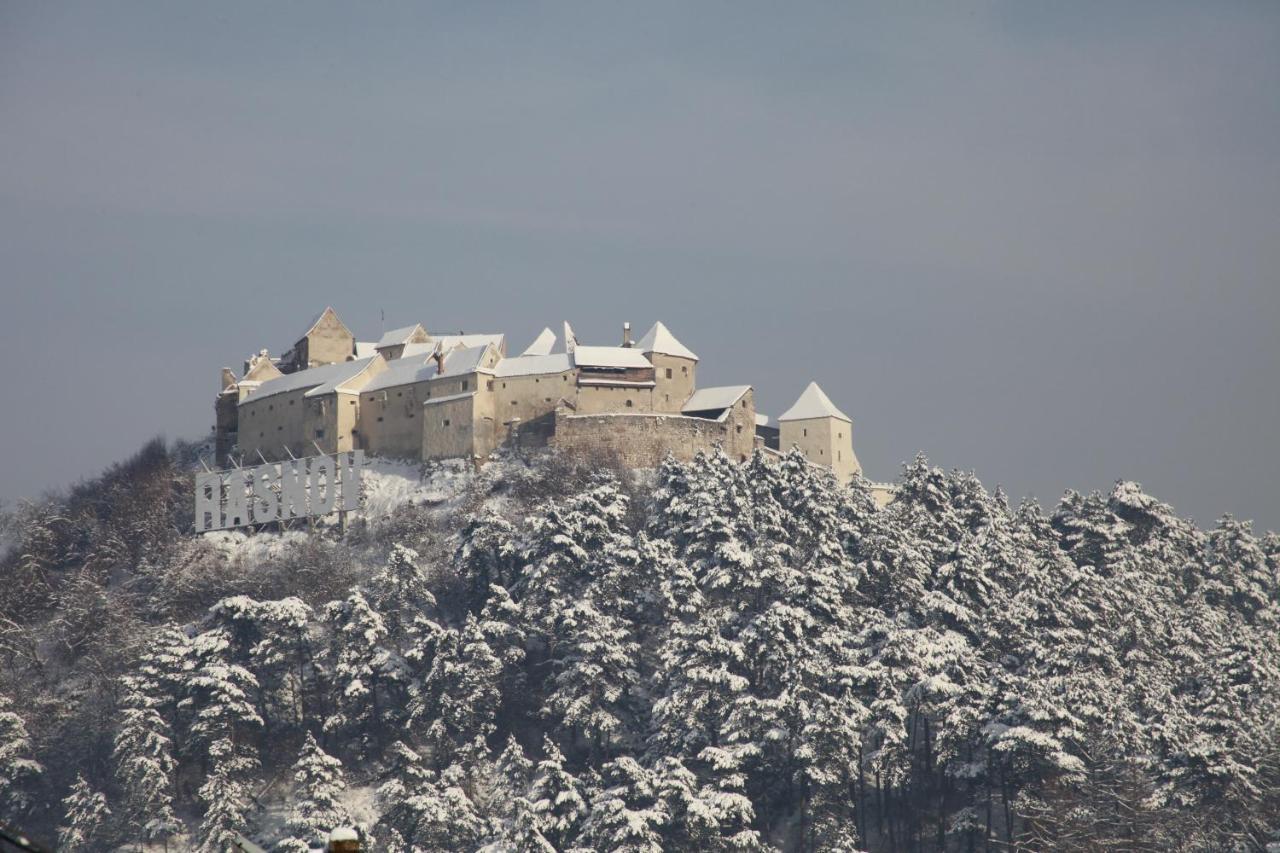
635;321;698;361
440;343;490;376
354;341;379;359
363;354;440;393
376;324;426;348
493;353;573;378
433;333;505;353
755;413;771;427
305;357;380;397
682;385;751;413
520;327;557;357
399;341;438;359
572;345;653;370
778;381;851;422
424;391;476;407
243;357;376;404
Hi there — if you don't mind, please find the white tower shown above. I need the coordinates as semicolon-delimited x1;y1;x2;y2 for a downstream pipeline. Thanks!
777;381;860;482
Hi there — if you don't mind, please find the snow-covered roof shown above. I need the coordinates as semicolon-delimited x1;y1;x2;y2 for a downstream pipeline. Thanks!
777;381;850;422
399;341;438;359
363;354;440;393
440;343;490;376
755;413;771;427
354;341;379;359
682;385;751;413
376;324;426;348
433;333;505;354
520;327;557;357
493;353;573;378
636;321;698;361
424;391;476;407
305;358;380;397
572;345;653;370
242;357;377;404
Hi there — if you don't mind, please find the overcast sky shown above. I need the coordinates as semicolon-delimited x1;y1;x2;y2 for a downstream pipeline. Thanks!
1;2;1277;531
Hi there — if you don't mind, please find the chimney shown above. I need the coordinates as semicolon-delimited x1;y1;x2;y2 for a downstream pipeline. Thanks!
432;349;447;374
622;321;633;348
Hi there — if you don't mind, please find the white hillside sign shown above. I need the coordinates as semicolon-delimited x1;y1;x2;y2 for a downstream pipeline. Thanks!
195;451;364;532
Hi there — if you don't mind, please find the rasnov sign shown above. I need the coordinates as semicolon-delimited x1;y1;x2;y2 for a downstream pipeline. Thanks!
196;451;364;532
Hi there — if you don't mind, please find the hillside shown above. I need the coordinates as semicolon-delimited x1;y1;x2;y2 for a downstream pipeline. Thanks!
1;439;1279;851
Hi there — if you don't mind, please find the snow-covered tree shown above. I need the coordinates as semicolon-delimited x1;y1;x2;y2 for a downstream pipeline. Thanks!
56;774;111;852
323;589;397;755
278;731;351;852
0;692;43;819
113;672;180;844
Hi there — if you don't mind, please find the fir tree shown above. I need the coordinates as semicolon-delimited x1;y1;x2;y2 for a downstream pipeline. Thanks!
278;732;351;852
0;692;44;819
56;774;111;852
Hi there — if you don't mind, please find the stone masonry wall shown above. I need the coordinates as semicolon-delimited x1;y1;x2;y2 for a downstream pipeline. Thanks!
551;405;757;469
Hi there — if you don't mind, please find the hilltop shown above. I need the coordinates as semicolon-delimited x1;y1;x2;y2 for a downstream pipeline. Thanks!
1;438;1278;851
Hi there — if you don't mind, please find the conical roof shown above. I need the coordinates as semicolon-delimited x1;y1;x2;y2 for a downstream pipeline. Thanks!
635;321;698;360
778;381;850;422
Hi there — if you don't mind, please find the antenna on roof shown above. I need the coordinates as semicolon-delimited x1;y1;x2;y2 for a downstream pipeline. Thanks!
380;308;385;335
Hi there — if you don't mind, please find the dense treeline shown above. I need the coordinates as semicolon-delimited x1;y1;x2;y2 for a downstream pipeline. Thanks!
1;439;1278;851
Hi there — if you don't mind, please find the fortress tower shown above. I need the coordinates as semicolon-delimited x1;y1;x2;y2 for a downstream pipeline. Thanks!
636;321;698;412
778;381;860;482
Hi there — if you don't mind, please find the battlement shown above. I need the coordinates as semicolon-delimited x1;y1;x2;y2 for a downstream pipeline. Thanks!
214;309;871;487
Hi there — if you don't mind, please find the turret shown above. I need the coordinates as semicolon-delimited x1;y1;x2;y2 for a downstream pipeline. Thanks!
637;321;698;412
777;381;860;482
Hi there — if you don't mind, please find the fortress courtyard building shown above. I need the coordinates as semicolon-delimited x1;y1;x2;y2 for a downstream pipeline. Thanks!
214;308;889;502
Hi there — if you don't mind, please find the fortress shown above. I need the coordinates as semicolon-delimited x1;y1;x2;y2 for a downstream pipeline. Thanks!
214;308;888;500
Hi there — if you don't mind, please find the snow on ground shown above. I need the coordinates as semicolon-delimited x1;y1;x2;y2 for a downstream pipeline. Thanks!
359;456;473;520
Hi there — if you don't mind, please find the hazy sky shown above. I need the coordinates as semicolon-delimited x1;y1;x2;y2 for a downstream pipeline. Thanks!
1;2;1277;531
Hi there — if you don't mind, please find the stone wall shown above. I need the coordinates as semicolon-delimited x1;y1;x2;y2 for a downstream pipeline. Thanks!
551;396;757;469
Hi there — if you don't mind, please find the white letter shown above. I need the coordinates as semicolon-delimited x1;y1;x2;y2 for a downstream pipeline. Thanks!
195;472;221;532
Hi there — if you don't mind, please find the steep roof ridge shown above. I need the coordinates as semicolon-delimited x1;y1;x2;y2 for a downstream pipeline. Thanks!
636;321;698;361
777;381;851;422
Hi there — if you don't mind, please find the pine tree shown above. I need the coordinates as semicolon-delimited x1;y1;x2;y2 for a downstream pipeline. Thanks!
113;672;180;844
198;737;258;853
527;736;590;849
278;731;351;852
323;589;397;755
0;692;44;819
57;774;111;852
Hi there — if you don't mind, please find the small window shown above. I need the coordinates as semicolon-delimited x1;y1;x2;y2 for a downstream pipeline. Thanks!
377;416;384;422
736;424;742;434
315;429;325;439
503;382;507;388
278;425;283;431
368;396;375;402
289;399;295;405
535;378;540;383
682;366;688;375
408;412;414;418
397;391;402;397
462;380;468;391
803;428;808;437
268;404;274;411
443;418;451;427
838;451;842;460
819;448;824;455
259;431;264;438
487;380;494;391
626;399;633;408
349;399;356;405
511;400;518;406
666;368;672;379
563;375;568;381
545;398;551;403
